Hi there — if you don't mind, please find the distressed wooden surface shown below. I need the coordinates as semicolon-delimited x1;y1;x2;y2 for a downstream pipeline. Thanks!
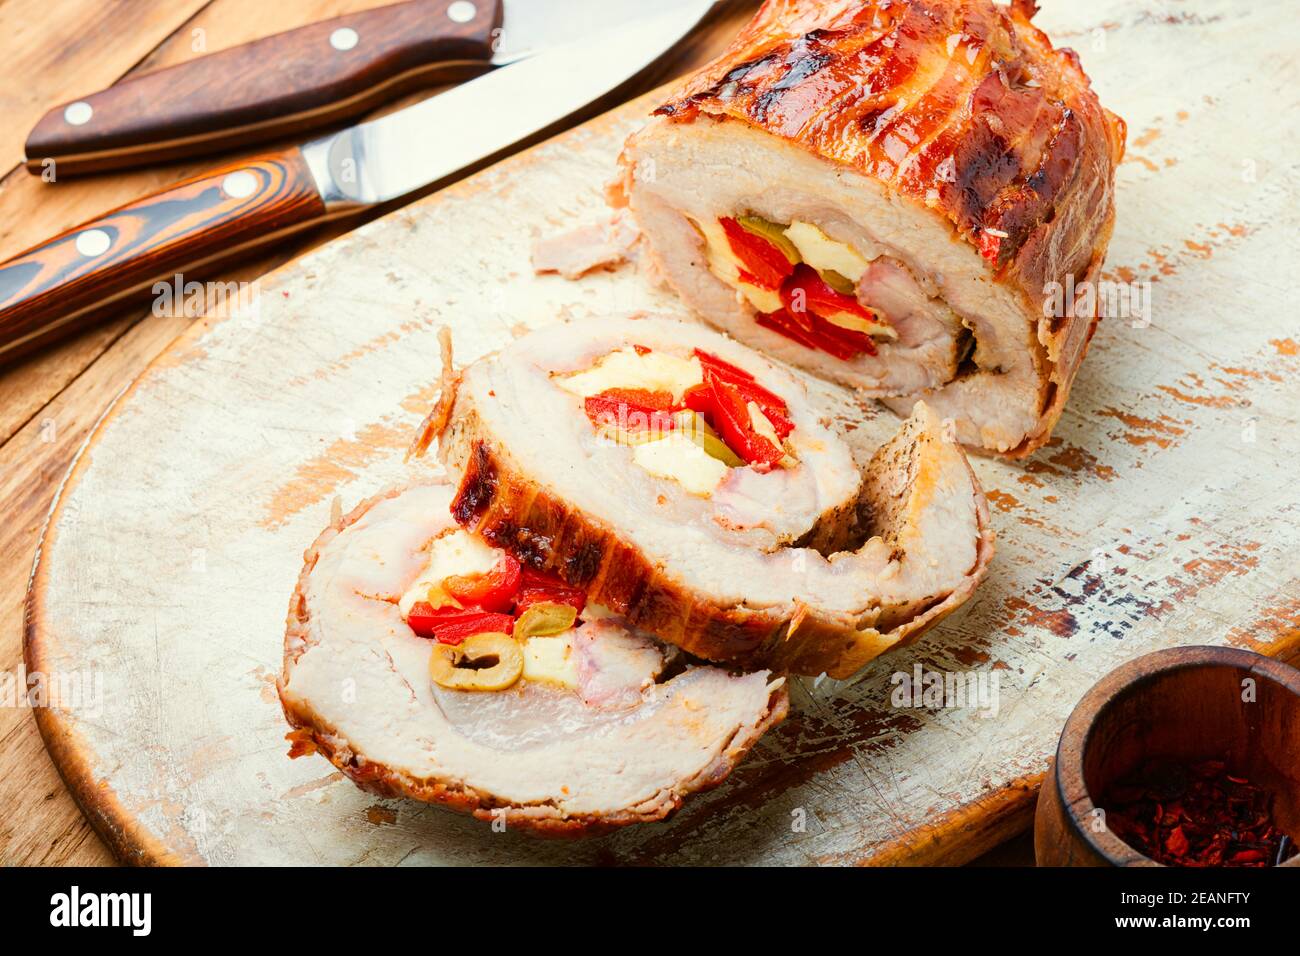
18;0;1300;865
0;0;759;866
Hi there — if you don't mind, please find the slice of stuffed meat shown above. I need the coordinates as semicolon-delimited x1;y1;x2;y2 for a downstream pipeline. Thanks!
434;316;994;678
615;0;1125;456
279;481;788;836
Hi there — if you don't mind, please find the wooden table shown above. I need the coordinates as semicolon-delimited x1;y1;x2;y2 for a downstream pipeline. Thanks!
0;1;1042;866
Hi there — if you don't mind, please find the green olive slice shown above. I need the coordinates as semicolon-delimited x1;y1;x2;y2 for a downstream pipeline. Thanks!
514;602;578;640
674;410;745;467
428;632;523;691
736;216;801;265
819;269;857;295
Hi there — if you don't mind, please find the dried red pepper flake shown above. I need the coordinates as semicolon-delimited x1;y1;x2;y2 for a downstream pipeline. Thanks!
977;228;1003;264
1100;757;1298;867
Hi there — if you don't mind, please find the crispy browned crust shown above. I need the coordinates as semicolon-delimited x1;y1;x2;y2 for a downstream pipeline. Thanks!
438;392;994;678
276;485;790;838
441;412;785;662
780;421;993;676
642;0;1125;456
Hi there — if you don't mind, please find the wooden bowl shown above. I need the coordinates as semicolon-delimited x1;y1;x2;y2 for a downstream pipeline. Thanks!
1035;645;1300;866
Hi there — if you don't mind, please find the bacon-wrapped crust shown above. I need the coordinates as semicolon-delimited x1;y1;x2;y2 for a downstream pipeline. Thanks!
619;0;1125;456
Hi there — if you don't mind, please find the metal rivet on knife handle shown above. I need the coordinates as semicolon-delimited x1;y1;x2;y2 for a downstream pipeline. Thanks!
222;171;258;199
74;230;111;258
25;0;508;176
329;27;359;51
0;149;329;365
447;1;477;24
64;102;93;126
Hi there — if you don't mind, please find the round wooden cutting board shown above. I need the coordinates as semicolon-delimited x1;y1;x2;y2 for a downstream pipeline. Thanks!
25;2;1300;865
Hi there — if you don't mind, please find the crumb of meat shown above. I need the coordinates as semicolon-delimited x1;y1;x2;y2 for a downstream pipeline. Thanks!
531;211;639;280
407;326;458;461
604;172;629;208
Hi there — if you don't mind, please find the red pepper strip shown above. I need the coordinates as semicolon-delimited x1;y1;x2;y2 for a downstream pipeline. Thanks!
768;267;880;360
719;217;796;290
781;264;878;325
683;383;792;442
583;388;679;433
696;369;784;469
588;387;677;411
407;604;515;645
808;310;879;358
682;384;715;416
754;308;823;351
740;406;791;440
693;348;779;397
762;406;794;440
514;567;587;614
515;586;586;615
756;309;862;361
442;553;522;612
691;349;793;439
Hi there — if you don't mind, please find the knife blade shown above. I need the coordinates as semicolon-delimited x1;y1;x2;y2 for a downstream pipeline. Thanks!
23;0;686;177
303;1;715;207
0;2;716;365
491;0;686;65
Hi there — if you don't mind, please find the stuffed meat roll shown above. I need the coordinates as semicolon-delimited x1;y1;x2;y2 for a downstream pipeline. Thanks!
433;316;994;678
279;481;788;836
616;0;1125;456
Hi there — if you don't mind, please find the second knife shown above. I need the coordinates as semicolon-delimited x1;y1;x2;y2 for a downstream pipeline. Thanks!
24;0;687;176
0;2;717;364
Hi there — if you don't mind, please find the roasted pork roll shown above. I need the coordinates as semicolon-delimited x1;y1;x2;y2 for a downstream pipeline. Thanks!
616;0;1125;456
435;316;993;678
279;481;788;836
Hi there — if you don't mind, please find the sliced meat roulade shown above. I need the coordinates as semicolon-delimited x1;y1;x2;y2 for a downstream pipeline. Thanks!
615;0;1126;456
434;316;994;678
279;481;788;836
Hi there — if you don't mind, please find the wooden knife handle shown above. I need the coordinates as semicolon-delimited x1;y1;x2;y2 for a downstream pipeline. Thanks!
24;0;503;176
0;149;327;365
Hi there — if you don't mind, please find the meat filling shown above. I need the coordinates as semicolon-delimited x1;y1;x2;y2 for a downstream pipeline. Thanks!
555;343;801;495
398;526;677;706
693;213;968;394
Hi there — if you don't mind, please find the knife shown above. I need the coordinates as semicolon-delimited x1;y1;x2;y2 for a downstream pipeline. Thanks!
24;0;680;176
0;1;716;365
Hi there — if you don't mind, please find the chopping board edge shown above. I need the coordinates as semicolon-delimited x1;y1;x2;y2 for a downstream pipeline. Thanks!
25;375;193;866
